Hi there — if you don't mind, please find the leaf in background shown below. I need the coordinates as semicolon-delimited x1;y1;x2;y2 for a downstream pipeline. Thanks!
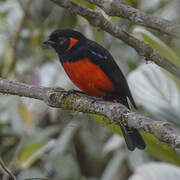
91;108;180;165
47;154;81;180
91;114;122;135
0;7;10;26
124;0;138;6
75;0;95;9
2;97;24;134
18;141;44;165
110;16;119;21
28;0;53;23
18;100;35;132
143;133;180;166
17;167;46;180
49;121;79;156
72;115;109;177
133;26;180;66
18;100;27;123
2;43;14;77
57;9;77;29
18;140;55;169
128;63;180;165
50;8;77;29
128;149;150;171
128;63;180;127
101;152;126;180
0;0;23;31
26;125;61;145
103;134;124;154
129;162;180;180
92;27;105;47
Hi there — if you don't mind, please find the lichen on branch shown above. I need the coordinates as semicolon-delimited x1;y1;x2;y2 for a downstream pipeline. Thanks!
0;78;180;148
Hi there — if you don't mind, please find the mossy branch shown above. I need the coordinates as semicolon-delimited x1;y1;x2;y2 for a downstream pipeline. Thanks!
0;78;180;148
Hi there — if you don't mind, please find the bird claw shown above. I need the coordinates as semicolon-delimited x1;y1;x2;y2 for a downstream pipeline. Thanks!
61;89;85;100
90;97;104;105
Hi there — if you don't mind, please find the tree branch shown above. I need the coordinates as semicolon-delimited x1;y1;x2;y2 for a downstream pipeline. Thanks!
86;0;180;39
48;0;180;79
7;0;32;75
0;78;180;148
0;158;16;180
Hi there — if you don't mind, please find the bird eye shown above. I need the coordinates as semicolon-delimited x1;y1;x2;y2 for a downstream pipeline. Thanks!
59;37;66;45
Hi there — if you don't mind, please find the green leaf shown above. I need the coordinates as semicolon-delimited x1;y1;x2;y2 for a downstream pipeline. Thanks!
92;28;105;46
133;27;180;66
74;0;95;9
143;133;180;166
18;140;56;169
18;100;27;123
91;114;180;165
0;9;10;18
124;0;138;6
18;141;44;163
128;63;180;127
91;114;122;135
2;43;14;77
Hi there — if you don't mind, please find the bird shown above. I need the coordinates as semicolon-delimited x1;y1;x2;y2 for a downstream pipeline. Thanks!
43;29;146;151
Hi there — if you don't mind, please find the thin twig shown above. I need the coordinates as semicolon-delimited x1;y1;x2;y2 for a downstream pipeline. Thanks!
2;135;26;180
0;158;16;180
7;0;32;74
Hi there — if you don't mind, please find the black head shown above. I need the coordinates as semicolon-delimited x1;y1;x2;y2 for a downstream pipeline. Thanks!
43;29;86;54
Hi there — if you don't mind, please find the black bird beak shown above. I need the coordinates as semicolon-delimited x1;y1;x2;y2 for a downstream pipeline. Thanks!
43;39;55;46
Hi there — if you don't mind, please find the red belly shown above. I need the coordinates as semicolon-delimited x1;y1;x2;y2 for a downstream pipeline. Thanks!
62;59;114;97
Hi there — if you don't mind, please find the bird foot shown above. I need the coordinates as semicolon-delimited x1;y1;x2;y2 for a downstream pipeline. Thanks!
61;89;86;100
90;97;104;104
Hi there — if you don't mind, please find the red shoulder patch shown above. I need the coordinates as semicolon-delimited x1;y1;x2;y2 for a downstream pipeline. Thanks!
67;37;78;50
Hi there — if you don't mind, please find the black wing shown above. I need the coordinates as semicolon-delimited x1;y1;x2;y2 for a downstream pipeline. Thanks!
86;40;136;108
86;40;146;151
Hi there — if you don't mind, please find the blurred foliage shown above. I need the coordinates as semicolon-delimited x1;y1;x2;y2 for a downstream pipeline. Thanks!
75;0;95;9
0;0;180;180
133;27;180;66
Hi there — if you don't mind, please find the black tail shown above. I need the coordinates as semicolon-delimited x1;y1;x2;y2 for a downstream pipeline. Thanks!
120;125;146;151
121;96;146;151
